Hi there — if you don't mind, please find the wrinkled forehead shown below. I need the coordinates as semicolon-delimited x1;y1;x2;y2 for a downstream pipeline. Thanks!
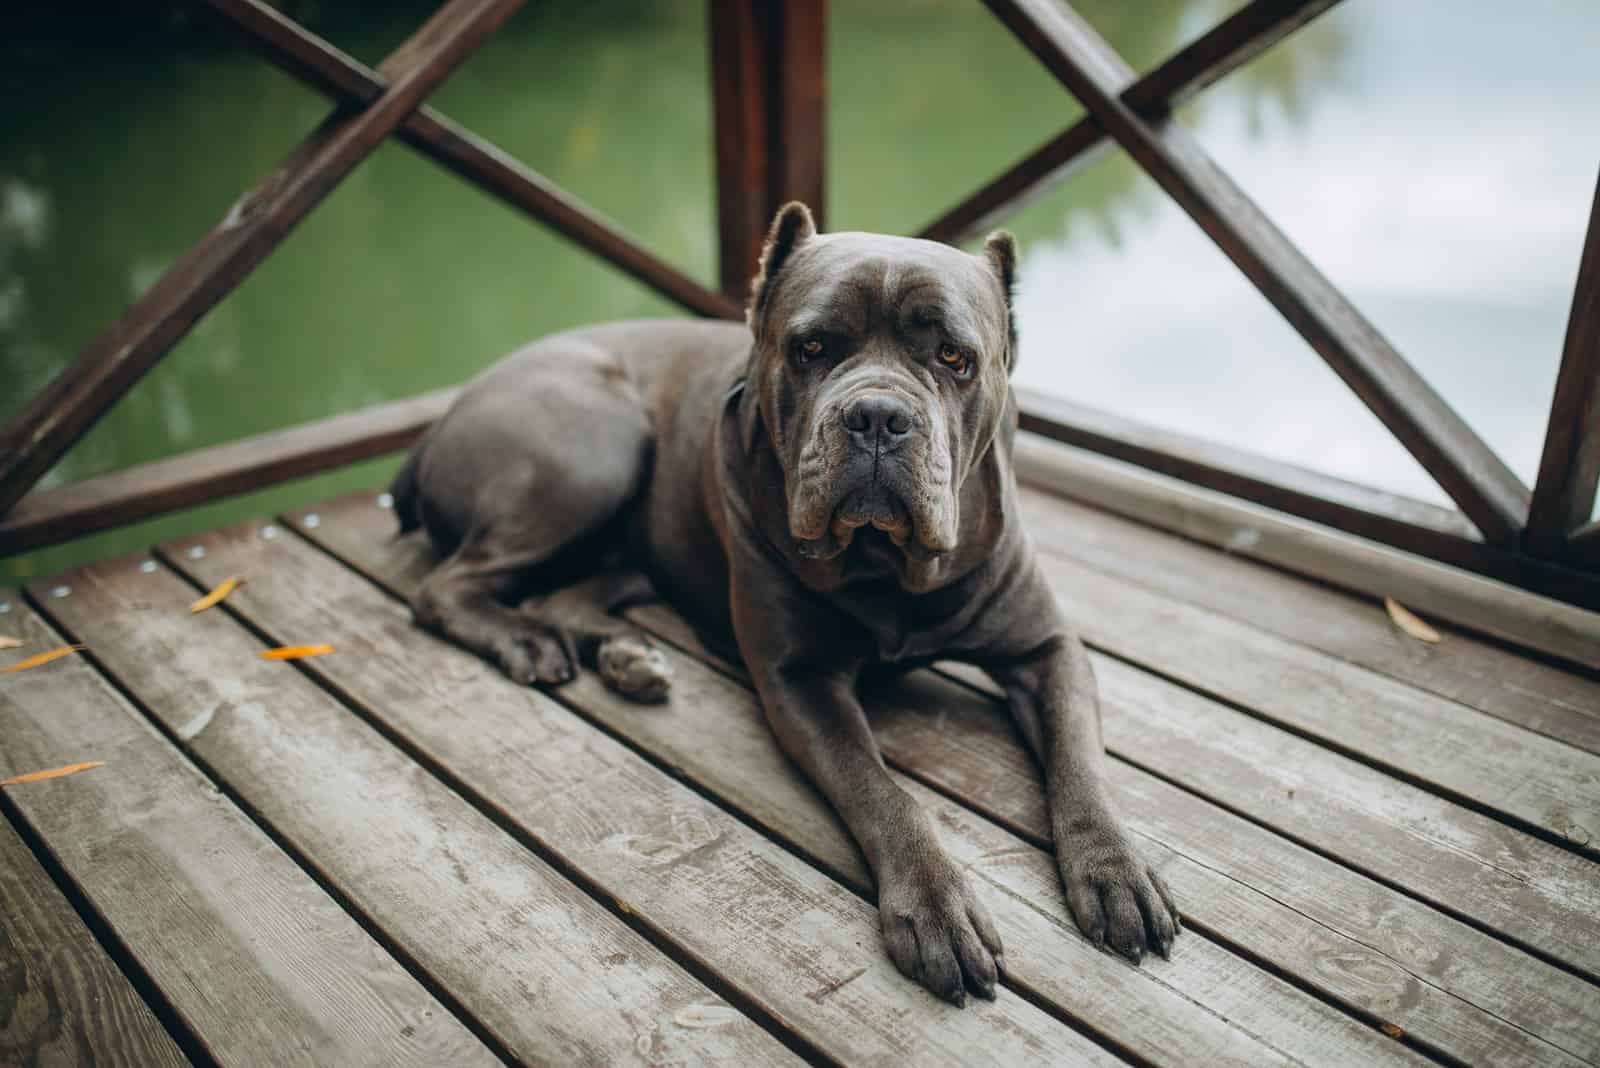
771;232;1005;345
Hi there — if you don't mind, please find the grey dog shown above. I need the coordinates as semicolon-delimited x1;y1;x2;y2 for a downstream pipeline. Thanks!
390;203;1179;1004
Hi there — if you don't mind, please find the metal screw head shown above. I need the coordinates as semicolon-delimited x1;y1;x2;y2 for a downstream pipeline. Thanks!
303;513;321;529
260;525;279;540
51;585;71;599
139;559;158;573
186;545;206;560
376;492;394;510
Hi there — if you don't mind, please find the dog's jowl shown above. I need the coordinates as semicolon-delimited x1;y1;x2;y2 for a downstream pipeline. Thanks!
392;203;1180;1005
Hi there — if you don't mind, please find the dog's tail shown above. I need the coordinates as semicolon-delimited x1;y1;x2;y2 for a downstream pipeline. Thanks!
388;440;426;535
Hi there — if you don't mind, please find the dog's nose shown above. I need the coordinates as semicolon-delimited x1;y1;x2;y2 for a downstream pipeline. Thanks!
843;393;914;445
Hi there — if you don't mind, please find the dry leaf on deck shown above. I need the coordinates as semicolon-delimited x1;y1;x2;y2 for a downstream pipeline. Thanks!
1380;1022;1405;1039
0;635;23;650
190;575;246;613
1;761;105;787
1383;597;1440;644
259;643;334;661
2;644;86;673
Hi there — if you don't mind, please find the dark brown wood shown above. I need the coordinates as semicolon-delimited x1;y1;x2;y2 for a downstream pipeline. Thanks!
0;0;523;523
1018;485;1600;755
1015;433;1600;661
34;555;783;1067
0;388;457;556
1571;517;1600;566
206;0;741;321
172;515;1117;1068
0;815;190;1068
0;589;491;1067
922;0;1341;244
1526;172;1600;557
983;0;1531;546
1016;389;1600;608
1018;385;1479;540
710;0;827;300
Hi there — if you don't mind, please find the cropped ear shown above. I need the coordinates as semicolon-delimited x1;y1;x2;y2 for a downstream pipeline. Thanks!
983;230;1019;371
748;201;817;324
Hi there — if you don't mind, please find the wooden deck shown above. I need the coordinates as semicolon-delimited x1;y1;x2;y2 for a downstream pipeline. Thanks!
3;438;1598;1068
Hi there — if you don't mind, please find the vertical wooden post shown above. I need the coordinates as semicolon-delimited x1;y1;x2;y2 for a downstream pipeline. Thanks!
709;0;827;303
1526;170;1600;558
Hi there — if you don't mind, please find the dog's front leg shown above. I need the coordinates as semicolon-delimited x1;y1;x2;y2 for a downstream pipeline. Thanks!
747;666;1002;1004
990;631;1180;963
725;551;1004;1007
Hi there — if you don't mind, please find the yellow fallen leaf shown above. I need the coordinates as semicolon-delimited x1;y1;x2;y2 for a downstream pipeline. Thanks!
259;643;334;661
1;761;104;787
1380;1022;1404;1039
2;644;86;673
0;635;23;650
1384;597;1440;644
190;575;246;613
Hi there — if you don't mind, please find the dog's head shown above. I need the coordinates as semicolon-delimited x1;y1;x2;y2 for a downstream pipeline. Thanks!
740;202;1018;575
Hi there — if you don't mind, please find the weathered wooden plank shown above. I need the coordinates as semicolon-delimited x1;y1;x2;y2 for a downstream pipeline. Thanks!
984;0;1530;544
1527;172;1600;557
1016;547;1600;854
206;0;741;321
30;557;791;1067
0;0;523;520
1018;485;1600;755
1015;434;1600;664
602;600;1600;1067
0;591;494;1068
0;388;458;556
921;0;1341;244
709;0;827;298
881;666;1600;1068
0;815;190;1068
297;492;1576;1068
167;520;1125;1068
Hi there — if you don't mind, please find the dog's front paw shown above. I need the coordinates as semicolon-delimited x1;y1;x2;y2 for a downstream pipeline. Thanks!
1059;833;1179;963
877;855;1003;1006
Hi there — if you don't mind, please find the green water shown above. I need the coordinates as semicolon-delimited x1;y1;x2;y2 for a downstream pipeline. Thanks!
3;0;1597;581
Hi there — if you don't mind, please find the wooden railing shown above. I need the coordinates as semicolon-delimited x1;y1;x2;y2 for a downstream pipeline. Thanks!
2;0;1596;612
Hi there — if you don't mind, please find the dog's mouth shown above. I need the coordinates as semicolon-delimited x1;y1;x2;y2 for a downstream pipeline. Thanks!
794;482;941;561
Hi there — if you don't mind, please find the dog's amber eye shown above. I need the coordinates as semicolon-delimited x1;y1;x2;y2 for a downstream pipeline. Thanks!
796;337;824;363
938;343;972;377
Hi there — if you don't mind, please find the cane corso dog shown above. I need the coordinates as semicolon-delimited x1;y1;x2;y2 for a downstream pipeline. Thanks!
390;203;1179;1004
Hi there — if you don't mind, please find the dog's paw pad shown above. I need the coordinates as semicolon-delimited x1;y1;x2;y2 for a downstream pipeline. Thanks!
597;637;672;703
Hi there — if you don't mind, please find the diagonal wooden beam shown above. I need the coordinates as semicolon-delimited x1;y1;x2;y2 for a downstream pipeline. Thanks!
922;0;1341;245
0;0;524;522
1525;170;1600;558
983;0;1531;545
205;0;740;322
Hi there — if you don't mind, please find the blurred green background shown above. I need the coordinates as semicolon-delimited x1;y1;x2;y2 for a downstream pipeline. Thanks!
3;0;1597;580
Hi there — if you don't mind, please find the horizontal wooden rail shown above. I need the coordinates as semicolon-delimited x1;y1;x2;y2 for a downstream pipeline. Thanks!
1526;171;1600;557
0;0;523;523
1015;389;1600;607
921;0;1341;245
207;0;741;322
984;0;1531;547
0;389;458;556
1014;432;1600;666
1016;386;1478;541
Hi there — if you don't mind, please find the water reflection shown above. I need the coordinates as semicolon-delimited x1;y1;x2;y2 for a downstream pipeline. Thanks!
2;0;1593;579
